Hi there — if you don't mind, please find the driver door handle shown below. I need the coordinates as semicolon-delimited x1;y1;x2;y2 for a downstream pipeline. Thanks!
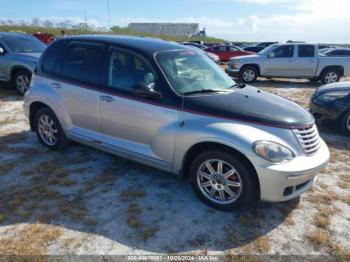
51;82;62;89
100;95;114;102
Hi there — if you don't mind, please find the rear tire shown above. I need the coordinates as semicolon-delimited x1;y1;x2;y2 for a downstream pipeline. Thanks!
13;70;31;96
321;69;340;84
34;107;69;151
189;151;257;211
239;67;258;83
340;110;350;136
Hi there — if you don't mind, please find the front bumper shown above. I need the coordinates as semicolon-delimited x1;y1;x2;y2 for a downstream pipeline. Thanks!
309;100;342;127
225;67;239;78
255;138;330;202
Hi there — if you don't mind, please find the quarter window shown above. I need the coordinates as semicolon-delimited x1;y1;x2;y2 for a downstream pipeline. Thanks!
108;50;156;92
298;45;315;57
61;44;104;84
272;45;294;58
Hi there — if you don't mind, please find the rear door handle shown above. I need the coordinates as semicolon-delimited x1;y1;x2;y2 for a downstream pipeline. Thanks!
100;95;114;102
51;82;62;89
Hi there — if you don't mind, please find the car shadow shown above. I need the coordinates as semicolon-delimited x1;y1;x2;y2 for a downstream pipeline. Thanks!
0;84;22;101
0;130;300;253
248;78;322;89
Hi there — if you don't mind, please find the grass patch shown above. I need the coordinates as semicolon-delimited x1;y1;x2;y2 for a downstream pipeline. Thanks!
306;229;349;255
120;187;146;201
0;223;62;255
126;203;143;229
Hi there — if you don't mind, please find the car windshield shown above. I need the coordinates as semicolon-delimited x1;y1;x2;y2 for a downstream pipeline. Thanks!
2;35;45;53
258;44;278;55
156;49;236;95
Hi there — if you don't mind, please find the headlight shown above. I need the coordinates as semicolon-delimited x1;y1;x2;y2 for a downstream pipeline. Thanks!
253;141;295;163
317;91;349;102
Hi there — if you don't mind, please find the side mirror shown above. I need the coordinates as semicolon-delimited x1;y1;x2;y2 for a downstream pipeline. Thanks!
0;47;5;56
132;82;162;99
267;52;275;58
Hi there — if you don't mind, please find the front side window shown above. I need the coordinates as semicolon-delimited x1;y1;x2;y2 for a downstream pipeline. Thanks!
61;44;104;84
1;35;45;53
108;50;156;92
298;45;315;57
156;50;235;95
271;45;294;58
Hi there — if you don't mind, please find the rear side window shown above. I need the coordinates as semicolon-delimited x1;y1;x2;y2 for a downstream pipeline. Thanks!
42;41;68;76
298;45;315;57
61;44;105;84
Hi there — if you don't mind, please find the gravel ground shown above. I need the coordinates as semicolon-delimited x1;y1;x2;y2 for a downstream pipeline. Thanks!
0;77;349;258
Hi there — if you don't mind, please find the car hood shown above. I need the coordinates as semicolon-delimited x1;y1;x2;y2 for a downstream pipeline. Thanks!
229;54;262;61
11;52;41;60
183;85;314;128
317;81;350;94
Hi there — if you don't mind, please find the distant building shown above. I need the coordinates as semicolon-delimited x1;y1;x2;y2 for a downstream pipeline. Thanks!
128;23;200;37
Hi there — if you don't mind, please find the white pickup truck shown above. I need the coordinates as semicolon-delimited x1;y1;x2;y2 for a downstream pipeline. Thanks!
226;43;350;84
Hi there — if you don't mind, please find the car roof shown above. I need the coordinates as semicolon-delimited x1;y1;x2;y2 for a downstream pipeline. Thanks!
56;35;187;55
0;32;35;38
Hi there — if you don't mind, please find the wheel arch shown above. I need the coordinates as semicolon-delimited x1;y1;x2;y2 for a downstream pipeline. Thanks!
29;101;51;131
240;64;261;76
320;65;344;77
10;65;32;82
181;141;261;198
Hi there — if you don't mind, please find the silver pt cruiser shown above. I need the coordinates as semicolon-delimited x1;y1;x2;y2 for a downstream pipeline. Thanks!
24;35;330;211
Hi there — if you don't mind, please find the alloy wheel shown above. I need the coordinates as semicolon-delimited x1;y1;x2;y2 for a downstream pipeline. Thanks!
37;114;58;146
243;69;256;82
16;74;30;94
196;159;242;204
324;72;338;83
347;115;350;131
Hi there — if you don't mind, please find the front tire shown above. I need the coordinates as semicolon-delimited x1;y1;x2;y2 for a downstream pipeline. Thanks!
13;70;31;96
34;107;69;151
321;69;340;84
340;110;350;136
239;67;258;83
189;151;257;211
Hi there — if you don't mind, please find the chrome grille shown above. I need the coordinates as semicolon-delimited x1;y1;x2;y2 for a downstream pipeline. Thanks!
293;125;321;155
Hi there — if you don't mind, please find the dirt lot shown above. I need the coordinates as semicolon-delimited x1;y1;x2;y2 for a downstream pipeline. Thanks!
0;77;349;258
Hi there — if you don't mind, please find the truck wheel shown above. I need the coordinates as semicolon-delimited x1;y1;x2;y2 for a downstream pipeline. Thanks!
321;69;340;84
13;70;31;96
189;151;257;211
34;107;69;151
239;67;258;83
340;110;350;136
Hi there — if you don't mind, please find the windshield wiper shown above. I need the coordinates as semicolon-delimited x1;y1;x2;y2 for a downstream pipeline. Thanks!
181;89;229;95
229;83;246;89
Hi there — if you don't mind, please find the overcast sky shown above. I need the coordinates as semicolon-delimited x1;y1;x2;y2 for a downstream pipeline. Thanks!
1;0;350;43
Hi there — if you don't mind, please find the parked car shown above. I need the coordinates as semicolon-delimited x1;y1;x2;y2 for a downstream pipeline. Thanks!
24;35;329;211
323;48;350;57
33;33;55;45
256;42;278;48
243;46;265;53
310;81;350;135
205;45;254;62
182;42;208;50
226;43;350;84
0;32;45;95
183;45;220;64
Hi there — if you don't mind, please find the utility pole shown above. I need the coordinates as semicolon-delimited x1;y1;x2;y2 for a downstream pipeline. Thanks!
84;9;88;31
107;0;111;29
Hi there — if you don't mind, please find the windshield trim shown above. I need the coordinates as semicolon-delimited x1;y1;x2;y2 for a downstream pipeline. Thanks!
1;35;45;54
154;48;236;97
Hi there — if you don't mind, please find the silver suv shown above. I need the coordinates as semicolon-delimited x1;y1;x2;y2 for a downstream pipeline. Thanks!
0;32;45;95
24;36;330;211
